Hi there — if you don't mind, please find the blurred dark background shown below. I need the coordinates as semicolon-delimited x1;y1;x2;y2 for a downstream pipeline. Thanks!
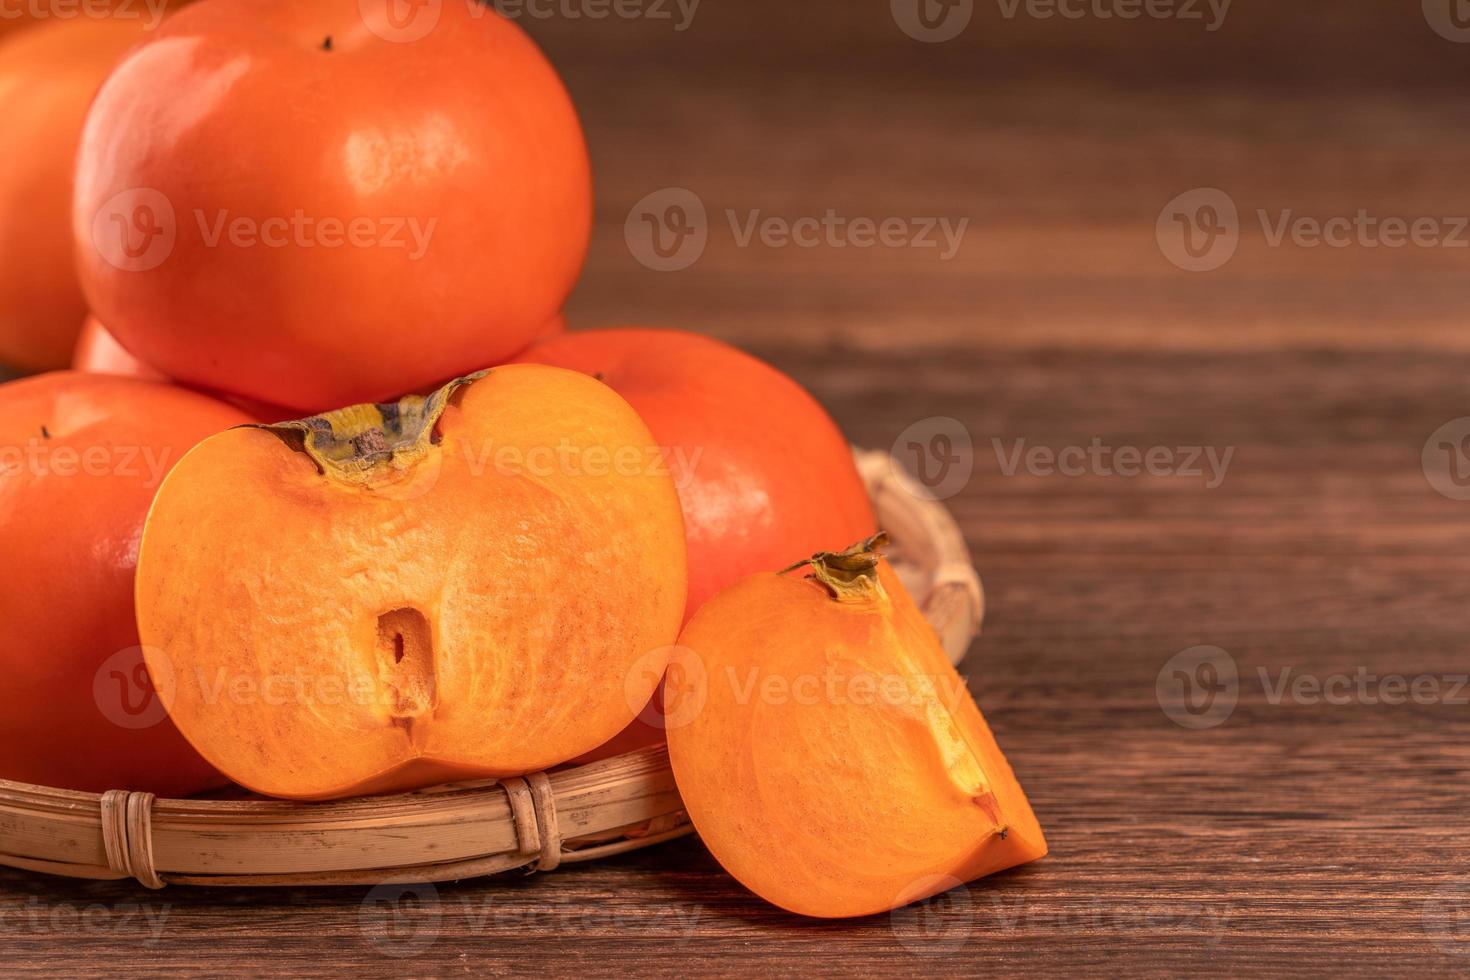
525;0;1470;353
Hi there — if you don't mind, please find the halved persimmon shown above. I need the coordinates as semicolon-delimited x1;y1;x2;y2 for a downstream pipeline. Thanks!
666;535;1046;918
135;365;687;800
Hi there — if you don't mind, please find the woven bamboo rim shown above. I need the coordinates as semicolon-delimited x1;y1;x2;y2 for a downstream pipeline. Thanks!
0;449;982;889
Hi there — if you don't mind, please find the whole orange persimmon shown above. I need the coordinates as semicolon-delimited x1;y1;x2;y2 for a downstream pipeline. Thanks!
72;314;165;380
0;17;157;371
72;0;591;410
0;372;250;796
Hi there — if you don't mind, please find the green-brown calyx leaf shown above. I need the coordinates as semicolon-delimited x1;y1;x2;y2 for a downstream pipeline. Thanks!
781;531;891;603
257;371;486;485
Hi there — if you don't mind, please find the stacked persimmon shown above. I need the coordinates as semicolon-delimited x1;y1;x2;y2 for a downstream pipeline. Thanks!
0;0;1044;917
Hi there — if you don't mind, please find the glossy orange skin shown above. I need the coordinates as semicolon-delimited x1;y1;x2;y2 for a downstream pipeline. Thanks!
0;372;250;795
0;17;155;371
73;0;591;410
515;329;876;619
72;314;165;380
73;315;303;422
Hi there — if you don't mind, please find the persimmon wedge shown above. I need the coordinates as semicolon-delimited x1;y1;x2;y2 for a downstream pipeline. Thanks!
666;535;1046;918
135;365;687;800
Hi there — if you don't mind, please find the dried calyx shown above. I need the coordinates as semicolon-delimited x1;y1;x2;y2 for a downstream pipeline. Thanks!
781;532;891;603
259;371;485;485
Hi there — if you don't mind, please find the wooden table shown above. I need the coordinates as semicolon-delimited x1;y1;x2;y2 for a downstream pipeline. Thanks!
7;2;1470;975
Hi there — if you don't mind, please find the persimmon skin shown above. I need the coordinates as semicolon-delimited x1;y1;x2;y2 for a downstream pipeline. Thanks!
72;315;307;422
514;328;876;618
0;17;155;371
667;553;1047;919
136;365;688;800
73;0;591;410
0;372;249;796
72;314;165;381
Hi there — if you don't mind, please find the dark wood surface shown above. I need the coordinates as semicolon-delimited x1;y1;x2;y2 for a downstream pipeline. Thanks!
7;2;1470;975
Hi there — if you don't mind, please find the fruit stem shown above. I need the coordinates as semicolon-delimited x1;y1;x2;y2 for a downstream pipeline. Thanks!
258;371;485;486
781;532;890;603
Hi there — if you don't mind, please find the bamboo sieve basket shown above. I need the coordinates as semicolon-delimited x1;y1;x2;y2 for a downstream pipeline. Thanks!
0;449;983;889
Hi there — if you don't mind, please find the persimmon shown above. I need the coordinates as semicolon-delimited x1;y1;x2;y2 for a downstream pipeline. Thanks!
72;0;591;410
135;365;687;800
72;314;165;380
516;329;876;764
0;17;157;371
0;372;249;796
666;536;1047;919
514;329;875;618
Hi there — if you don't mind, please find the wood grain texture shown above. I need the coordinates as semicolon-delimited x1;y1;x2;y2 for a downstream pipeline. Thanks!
5;0;1470;975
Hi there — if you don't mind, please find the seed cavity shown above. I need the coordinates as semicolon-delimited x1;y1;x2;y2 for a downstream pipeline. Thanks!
375;606;436;728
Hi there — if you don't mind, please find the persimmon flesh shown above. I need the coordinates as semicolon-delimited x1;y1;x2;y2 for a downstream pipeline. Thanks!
667;537;1047;918
136;366;687;800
